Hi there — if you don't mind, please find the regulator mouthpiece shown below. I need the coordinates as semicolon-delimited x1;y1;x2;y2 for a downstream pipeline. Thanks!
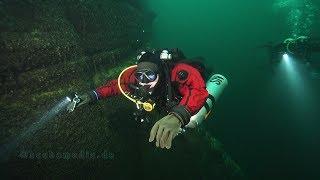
66;93;81;112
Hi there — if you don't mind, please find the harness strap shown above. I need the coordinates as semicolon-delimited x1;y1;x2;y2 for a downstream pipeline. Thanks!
204;94;215;113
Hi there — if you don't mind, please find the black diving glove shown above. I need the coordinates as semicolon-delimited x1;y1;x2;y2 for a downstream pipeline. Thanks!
78;91;98;107
66;91;96;112
67;91;98;112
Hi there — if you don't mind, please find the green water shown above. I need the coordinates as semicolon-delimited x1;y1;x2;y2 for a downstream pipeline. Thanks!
145;0;320;179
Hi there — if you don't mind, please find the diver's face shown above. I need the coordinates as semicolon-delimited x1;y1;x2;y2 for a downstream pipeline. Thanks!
135;70;160;95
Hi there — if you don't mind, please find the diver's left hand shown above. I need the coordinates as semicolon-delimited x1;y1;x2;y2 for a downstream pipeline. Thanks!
149;114;182;149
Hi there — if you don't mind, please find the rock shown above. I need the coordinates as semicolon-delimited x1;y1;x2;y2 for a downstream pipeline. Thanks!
65;0;148;54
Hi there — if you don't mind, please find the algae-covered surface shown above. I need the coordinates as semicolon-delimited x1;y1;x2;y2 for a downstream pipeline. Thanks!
0;0;243;179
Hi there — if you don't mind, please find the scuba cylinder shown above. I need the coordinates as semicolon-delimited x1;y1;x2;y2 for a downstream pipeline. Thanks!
185;74;228;128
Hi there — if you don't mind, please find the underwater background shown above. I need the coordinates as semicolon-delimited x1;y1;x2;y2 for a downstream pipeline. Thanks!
1;0;320;179
146;0;320;179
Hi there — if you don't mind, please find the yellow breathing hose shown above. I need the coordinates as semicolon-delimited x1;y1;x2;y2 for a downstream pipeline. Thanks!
117;65;155;112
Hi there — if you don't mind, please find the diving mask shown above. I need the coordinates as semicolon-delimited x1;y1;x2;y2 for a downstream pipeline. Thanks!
135;70;158;83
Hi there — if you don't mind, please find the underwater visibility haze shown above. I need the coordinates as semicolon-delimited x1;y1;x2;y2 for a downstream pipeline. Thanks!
1;0;320;179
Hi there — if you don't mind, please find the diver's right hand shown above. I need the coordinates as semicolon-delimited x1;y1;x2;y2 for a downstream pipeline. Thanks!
77;93;92;107
67;91;98;112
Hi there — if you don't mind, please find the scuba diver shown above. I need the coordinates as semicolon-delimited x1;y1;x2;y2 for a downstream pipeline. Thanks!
69;49;228;150
266;36;320;64
261;36;320;78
